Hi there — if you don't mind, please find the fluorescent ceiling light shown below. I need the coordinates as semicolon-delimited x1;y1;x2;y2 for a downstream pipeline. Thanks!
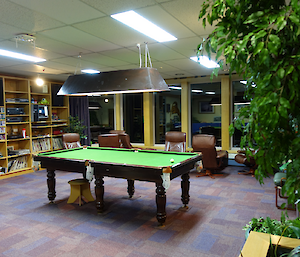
169;86;181;90
190;56;220;68
81;69;100;74
205;91;215;95
111;10;177;42
192;89;203;93
0;49;46;62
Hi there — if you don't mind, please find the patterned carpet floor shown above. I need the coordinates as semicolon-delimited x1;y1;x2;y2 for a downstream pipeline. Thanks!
0;165;296;257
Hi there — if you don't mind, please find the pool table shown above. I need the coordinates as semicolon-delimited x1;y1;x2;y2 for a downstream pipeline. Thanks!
34;147;201;225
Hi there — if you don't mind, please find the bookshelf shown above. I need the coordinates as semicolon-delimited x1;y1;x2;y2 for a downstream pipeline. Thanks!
0;76;69;177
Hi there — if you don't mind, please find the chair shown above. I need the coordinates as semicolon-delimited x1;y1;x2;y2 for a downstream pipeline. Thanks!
109;130;125;135
234;150;257;177
192;134;228;179
274;172;296;211
98;133;121;148
109;130;133;149
62;133;81;149
164;131;186;152
62;133;94;205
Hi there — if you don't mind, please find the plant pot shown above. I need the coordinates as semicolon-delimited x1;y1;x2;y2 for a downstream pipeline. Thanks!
240;231;300;257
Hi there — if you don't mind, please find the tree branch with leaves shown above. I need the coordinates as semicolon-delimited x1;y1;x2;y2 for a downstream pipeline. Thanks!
198;0;300;206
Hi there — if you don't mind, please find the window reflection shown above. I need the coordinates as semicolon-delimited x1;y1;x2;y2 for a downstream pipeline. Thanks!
124;93;144;143
191;82;222;147
232;80;248;147
154;86;181;144
88;95;114;143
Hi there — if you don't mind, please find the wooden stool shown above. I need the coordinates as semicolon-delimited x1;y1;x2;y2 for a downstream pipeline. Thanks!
67;178;94;206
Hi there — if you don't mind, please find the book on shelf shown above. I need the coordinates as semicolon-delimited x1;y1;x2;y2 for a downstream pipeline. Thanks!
8;156;28;172
32;138;51;152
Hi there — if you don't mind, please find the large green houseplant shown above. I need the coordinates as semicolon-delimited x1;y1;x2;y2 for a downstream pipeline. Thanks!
198;0;300;208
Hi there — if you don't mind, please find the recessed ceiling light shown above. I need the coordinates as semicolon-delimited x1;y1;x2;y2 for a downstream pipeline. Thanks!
111;10;177;42
205;91;215;95
0;49;46;62
192;89;203;93
190;56;219;68
81;69;100;74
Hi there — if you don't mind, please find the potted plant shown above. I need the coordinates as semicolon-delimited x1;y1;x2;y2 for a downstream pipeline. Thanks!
241;214;300;256
63;115;87;142
244;214;300;240
197;0;300;211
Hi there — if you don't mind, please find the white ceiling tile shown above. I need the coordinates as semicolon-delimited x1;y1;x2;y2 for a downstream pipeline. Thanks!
137;5;196;39
80;0;157;15
34;34;92;57
163;36;203;57
100;48;140;64
9;0;106;24
128;43;185;61
81;53;130;67
73;17;157;47
39;26;121;52
39;61;77;74
0;24;25;41
0;0;64;32
161;0;214;36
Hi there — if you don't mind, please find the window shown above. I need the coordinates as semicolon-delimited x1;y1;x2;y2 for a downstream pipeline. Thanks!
88;95;114;143
191;82;222;146
154;86;181;144
232;80;248;147
123;93;144;143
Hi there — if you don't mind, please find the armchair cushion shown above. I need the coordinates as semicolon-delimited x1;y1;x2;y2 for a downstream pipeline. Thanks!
98;133;121;148
164;131;186;152
63;133;81;149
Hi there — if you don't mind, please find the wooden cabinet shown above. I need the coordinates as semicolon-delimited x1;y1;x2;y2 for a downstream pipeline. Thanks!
0;76;69;178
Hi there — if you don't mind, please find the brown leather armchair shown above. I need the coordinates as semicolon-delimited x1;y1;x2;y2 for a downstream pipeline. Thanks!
109;130;133;149
62;133;81;149
98;133;121;148
192;134;228;179
164;131;186;152
234;150;257;176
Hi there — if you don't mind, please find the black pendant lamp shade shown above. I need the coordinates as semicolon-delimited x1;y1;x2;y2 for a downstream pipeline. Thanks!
58;67;170;96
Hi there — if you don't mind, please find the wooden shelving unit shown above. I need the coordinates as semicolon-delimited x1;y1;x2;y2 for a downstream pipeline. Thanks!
0;76;69;178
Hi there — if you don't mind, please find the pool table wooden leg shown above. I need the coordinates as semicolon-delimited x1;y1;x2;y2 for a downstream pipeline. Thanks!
181;172;190;207
95;176;104;213
127;179;135;198
156;182;166;225
47;169;56;203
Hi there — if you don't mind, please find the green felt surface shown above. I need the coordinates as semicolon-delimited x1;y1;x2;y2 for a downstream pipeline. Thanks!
37;147;199;168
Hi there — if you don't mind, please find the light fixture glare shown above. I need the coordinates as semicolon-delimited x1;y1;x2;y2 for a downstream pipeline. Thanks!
36;78;44;86
81;69;100;74
190;56;220;68
192;89;203;93
169;86;181;90
111;11;177;42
